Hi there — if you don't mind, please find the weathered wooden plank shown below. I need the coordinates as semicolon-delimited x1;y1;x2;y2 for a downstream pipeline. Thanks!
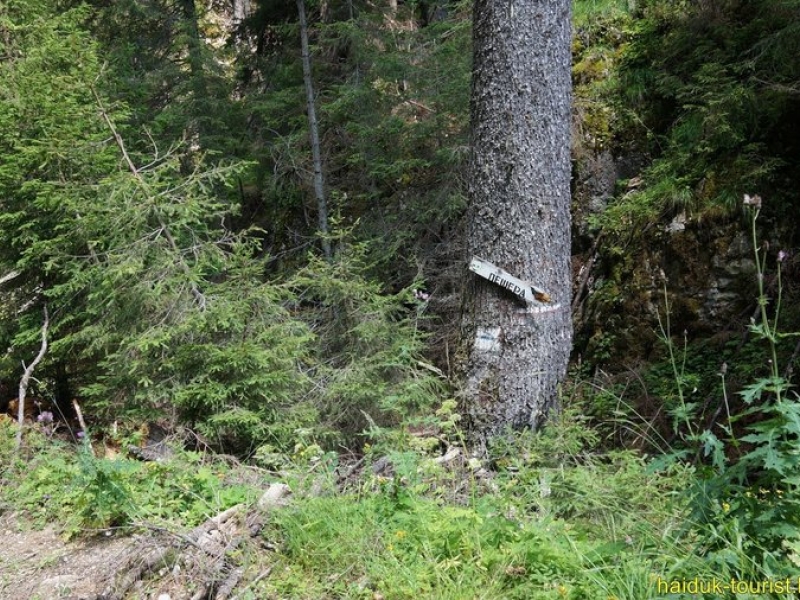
468;256;551;306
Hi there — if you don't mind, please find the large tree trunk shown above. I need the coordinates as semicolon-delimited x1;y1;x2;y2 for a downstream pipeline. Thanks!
461;0;572;446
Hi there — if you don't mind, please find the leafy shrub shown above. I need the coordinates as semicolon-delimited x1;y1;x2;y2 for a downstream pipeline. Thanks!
602;0;800;227
648;198;800;584
3;430;256;538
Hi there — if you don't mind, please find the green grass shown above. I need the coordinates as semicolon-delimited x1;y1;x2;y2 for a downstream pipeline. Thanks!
263;494;584;599
249;412;694;599
0;420;258;537
573;0;631;26
3;399;794;599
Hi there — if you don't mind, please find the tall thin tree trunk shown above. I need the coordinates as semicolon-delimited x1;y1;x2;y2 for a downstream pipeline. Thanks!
179;0;209;169
297;0;332;259
461;0;572;447
233;0;251;24
181;0;207;101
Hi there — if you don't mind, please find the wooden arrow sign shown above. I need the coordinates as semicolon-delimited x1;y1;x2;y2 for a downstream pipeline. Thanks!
469;256;551;306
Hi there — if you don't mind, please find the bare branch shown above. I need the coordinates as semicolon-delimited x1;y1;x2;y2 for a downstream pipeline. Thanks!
15;304;49;452
72;399;94;454
753;77;800;96
0;270;20;286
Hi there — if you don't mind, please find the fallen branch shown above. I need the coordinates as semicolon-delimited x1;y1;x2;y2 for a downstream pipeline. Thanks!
105;504;246;599
102;490;288;599
105;544;173;598
215;565;244;600
15;304;49;452
228;567;273;600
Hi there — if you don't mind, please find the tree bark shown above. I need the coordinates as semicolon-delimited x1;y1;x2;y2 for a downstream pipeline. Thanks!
461;0;572;446
180;0;206;97
233;0;251;24
297;0;332;259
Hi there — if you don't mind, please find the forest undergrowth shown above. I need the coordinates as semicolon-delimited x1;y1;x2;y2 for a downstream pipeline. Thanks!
3;209;798;598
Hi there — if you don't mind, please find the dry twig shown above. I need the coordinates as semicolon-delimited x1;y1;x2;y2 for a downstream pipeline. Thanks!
15;304;48;451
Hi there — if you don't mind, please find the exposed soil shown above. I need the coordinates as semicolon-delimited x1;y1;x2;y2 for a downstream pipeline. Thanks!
0;513;132;599
0;481;290;600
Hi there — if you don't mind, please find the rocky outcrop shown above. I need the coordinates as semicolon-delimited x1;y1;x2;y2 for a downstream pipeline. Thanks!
571;152;760;366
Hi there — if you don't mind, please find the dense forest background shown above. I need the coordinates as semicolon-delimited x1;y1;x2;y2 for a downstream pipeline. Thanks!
2;0;798;452
2;0;800;597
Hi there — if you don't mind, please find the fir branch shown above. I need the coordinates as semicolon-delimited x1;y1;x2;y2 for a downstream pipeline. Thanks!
90;85;207;311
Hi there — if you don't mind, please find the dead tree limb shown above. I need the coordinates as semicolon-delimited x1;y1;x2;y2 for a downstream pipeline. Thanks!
215;565;244;600
105;504;246;599
72;399;94;454
572;231;604;320
15;305;49;451
0;270;20;286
